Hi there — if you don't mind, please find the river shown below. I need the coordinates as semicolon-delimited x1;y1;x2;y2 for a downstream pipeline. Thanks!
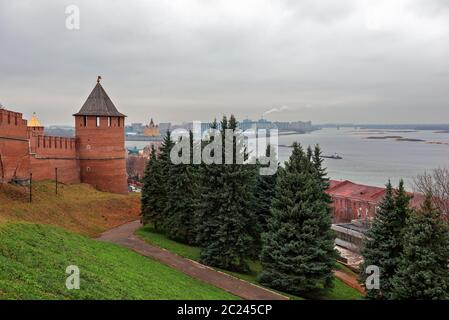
126;127;449;188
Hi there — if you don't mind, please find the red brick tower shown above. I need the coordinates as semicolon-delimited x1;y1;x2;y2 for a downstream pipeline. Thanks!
74;77;128;194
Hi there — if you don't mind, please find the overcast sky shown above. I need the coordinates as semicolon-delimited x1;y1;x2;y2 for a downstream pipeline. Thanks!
0;0;448;125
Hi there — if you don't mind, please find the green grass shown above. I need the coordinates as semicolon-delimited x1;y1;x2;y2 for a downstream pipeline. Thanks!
334;261;358;276
137;226;201;261
136;225;363;300
0;222;239;300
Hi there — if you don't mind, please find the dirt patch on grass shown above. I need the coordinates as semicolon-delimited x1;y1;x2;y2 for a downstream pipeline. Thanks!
0;181;140;237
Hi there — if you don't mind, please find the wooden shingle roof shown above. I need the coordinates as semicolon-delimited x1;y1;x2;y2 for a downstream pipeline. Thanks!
73;81;126;117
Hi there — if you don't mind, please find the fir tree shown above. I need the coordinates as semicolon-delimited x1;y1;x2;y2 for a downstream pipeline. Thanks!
141;145;164;229
156;130;175;229
259;142;337;295
164;131;200;244
390;195;449;300
360;180;411;299
196;115;258;272
254;145;278;234
159;130;175;169
312;145;330;192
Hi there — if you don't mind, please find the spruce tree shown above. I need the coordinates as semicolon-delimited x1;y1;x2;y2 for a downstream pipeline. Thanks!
164;131;199;244
360;180;411;299
312;145;330;192
141;145;164;229
156;130;175;229
196;115;258;272
390;195;449;300
259;142;337;295
253;145;278;234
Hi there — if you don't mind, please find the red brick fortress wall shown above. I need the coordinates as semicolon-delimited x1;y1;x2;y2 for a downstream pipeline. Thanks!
0;109;30;182
75;115;128;194
29;134;80;184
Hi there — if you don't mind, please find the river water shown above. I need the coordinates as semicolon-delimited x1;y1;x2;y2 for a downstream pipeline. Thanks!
126;128;449;188
277;128;449;188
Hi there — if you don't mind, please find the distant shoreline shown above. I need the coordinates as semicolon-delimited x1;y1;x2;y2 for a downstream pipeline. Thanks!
364;135;448;145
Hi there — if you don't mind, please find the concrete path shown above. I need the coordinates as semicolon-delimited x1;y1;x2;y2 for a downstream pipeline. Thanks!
98;220;288;300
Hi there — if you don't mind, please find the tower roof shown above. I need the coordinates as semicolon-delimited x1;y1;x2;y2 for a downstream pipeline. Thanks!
73;78;126;117
28;112;43;127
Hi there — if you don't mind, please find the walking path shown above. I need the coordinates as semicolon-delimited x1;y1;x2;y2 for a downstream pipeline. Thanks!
98;220;288;300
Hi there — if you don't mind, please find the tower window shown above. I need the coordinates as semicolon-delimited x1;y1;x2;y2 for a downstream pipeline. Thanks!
83;116;87;127
96;117;100;127
108;117;111;127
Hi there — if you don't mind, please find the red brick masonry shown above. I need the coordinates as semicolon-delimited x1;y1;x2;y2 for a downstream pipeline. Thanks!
0;102;127;193
0;108;81;185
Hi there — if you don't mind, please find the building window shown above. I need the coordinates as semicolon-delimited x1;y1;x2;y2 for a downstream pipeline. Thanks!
108;117;111;127
83;116;87;127
96;116;100;127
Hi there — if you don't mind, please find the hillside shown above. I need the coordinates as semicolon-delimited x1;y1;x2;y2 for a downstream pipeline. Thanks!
137;225;364;300
0;223;238;299
0;181;140;237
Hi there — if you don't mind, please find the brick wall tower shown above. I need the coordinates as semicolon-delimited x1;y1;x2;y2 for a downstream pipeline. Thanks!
27;113;45;150
74;77;128;194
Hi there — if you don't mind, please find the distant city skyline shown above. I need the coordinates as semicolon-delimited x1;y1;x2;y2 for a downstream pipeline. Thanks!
1;0;449;126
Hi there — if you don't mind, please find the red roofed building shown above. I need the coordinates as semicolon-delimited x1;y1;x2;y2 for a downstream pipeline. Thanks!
327;180;424;223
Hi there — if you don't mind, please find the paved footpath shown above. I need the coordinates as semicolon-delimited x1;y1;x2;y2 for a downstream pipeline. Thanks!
98;220;288;300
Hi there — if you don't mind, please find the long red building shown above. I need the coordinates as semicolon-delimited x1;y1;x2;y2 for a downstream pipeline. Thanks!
327;180;423;223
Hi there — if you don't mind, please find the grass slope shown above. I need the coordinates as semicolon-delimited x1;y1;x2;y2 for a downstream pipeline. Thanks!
0;223;238;300
0;181;140;237
137;225;363;300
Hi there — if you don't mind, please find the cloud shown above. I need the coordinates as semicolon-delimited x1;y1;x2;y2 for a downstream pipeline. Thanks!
0;0;448;124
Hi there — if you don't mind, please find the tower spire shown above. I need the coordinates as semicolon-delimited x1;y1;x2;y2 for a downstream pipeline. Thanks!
73;78;125;117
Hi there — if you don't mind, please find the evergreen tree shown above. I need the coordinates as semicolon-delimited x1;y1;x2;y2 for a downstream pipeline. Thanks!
165;131;200;244
156;130;175;229
141;145;164;229
360;180;411;299
312;144;330;192
196;115;258;272
390;195;449;300
159;130;175;170
254;145;278;234
259;142;337;295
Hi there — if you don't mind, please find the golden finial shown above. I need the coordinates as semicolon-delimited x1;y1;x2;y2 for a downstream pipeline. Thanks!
28;112;43;127
97;75;102;83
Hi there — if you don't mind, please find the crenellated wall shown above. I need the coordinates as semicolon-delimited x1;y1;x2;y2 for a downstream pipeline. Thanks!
0;108;80;184
0;109;30;182
29;134;80;184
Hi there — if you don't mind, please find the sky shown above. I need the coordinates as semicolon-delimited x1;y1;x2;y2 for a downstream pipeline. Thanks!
0;0;448;126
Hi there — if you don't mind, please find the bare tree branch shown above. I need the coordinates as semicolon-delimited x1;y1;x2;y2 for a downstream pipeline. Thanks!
414;167;449;219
